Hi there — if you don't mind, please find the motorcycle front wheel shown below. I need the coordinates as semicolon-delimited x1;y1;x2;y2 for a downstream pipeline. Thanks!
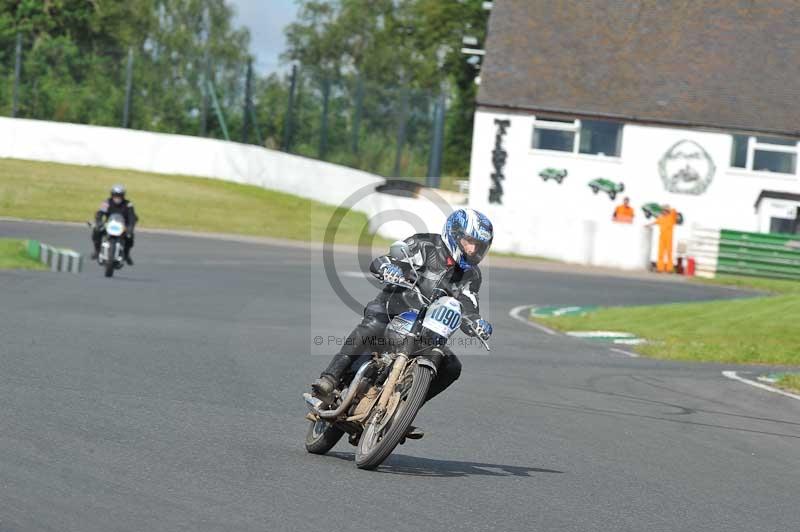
104;241;116;278
305;419;344;455
355;364;432;470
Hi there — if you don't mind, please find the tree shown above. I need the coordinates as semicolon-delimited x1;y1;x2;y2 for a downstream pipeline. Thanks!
0;0;151;121
126;0;251;136
283;0;488;176
0;0;250;137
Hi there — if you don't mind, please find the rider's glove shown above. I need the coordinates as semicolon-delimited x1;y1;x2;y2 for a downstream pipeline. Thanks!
380;263;405;285
473;319;493;340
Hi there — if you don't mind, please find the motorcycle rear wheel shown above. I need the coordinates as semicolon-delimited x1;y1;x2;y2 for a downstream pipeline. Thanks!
305;419;344;455
355;364;432;470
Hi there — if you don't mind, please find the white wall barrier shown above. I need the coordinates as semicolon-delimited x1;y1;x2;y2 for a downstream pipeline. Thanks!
354;189;653;270
0;117;382;213
363;190;450;241
591;222;653;271
479;205;652;270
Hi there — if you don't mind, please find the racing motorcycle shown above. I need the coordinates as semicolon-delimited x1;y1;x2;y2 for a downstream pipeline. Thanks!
88;214;127;278
302;240;490;470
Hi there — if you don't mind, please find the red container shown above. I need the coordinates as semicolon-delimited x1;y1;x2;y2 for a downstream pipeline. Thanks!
685;257;696;276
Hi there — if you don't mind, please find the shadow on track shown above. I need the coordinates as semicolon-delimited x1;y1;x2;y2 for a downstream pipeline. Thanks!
327;452;564;478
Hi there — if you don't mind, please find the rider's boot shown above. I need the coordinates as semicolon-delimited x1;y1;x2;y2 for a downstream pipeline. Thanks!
311;374;337;403
124;236;134;265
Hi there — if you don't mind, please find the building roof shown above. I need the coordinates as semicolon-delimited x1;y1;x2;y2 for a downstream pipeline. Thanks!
478;1;800;137
754;190;800;209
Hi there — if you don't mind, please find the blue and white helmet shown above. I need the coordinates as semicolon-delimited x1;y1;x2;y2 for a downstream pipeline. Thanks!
442;208;494;270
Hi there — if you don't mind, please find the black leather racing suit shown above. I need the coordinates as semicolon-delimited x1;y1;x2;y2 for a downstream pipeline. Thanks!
92;198;138;258
321;233;485;401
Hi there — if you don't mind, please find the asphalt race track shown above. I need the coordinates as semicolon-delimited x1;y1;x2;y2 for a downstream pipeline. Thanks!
1;220;799;532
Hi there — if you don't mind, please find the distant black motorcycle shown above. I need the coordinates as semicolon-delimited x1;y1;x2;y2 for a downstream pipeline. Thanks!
88;214;127;277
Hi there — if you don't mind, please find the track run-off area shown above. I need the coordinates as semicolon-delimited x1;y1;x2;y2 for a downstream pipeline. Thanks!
1;220;799;532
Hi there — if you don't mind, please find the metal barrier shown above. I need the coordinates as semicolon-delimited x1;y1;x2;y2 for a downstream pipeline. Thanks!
688;226;800;280
32;242;82;274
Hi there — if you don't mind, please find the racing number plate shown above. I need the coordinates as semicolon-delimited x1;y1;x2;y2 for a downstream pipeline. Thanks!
422;297;462;338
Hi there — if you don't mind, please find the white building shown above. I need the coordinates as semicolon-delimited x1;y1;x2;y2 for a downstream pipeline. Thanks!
468;1;800;269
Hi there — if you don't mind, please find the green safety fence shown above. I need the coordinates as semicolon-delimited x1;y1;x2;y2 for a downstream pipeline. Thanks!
716;229;800;280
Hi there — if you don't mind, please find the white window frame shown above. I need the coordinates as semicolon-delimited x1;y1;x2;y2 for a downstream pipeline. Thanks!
531;117;621;158
531;118;580;153
739;136;799;175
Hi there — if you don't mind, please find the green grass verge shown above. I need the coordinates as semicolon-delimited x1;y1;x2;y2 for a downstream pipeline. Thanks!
0;157;387;247
535;275;800;366
0;238;46;270
691;275;800;295
776;374;800;394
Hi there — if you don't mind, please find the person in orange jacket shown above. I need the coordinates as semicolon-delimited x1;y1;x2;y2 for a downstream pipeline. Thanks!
612;197;635;223
648;204;678;272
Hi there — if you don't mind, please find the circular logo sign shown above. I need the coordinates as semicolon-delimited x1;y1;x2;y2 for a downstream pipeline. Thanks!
658;140;716;195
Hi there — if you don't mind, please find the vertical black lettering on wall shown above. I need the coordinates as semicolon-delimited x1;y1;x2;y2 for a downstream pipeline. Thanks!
489;119;510;204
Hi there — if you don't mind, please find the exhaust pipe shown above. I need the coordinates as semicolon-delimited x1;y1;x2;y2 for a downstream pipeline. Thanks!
309;362;373;419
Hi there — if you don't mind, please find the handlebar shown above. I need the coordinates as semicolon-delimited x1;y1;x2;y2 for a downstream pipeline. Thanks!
382;278;428;302
381;278;491;352
462;316;491;352
382;278;452;299
384;279;416;291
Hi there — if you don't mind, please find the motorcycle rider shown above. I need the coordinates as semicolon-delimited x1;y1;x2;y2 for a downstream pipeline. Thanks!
311;208;494;431
91;184;138;265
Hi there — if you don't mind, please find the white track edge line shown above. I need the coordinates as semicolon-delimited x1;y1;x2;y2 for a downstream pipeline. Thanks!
722;371;800;402
609;347;639;358
508;305;558;336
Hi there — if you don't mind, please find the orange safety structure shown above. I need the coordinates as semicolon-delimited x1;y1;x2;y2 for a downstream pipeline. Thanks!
655;209;678;272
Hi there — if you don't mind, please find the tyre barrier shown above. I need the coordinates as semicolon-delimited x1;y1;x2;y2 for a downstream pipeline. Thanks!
28;240;82;274
688;226;800;280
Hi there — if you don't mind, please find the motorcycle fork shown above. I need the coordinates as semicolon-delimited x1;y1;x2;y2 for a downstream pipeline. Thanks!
376;354;408;413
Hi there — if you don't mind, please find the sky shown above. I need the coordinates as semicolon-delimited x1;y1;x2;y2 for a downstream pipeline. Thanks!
227;0;299;74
